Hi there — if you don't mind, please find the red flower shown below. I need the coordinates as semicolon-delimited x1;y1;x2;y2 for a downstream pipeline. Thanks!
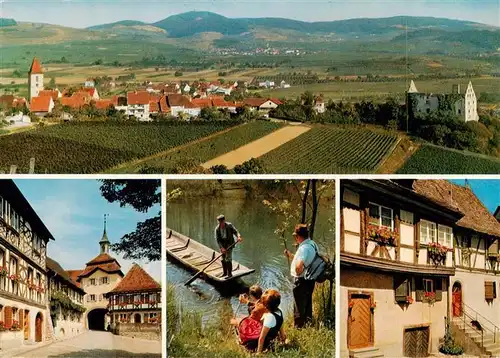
407;296;414;304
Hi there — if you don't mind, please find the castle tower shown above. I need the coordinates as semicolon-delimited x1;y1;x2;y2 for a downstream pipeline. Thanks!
408;80;418;93
464;81;478;122
28;57;44;102
99;214;110;254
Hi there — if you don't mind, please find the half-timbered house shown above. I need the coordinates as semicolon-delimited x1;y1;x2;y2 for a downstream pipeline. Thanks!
46;257;86;339
340;179;464;358
413;180;500;356
0;180;54;350
107;263;161;329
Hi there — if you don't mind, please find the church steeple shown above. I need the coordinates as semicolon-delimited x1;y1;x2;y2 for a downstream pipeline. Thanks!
99;214;110;254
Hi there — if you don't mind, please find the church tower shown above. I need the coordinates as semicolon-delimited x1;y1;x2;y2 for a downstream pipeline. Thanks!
28;57;44;102
99;214;110;254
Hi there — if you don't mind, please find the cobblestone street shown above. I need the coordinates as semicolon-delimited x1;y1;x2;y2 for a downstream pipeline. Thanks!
12;331;161;358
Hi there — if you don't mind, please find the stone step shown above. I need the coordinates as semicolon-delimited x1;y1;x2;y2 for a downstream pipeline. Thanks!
349;347;384;358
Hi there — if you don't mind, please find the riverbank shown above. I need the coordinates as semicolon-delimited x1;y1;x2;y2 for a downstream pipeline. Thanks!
167;280;335;358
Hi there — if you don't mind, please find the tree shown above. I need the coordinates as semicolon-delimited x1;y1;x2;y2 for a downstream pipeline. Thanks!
211;165;230;174
233;158;266;174
49;77;56;88
99;180;161;261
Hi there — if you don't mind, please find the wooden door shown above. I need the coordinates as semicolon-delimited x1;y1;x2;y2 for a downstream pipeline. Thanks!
348;294;373;349
452;284;462;317
24;310;29;340
35;313;43;342
404;327;429;357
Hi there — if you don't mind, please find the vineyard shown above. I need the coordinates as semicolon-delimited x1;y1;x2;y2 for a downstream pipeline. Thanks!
260;126;399;173
0;122;238;173
397;145;500;174
115;121;283;173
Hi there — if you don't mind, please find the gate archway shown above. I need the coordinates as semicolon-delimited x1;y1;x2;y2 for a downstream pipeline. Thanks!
452;281;463;317
35;312;43;342
87;309;107;331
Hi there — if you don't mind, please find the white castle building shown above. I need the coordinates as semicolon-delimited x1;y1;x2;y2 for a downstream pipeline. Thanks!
407;80;479;122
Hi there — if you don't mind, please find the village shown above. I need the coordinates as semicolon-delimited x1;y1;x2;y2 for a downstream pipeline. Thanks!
0;180;161;357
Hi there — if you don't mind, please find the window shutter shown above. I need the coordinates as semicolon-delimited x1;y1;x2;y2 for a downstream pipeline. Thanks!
4;306;12;328
494;282;497;299
415;278;424;302
435;278;443;302
394;277;408;302
485;281;494;300
18;309;24;328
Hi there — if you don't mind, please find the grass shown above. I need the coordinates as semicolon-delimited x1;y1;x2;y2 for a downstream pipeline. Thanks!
397;144;500;174
167;280;335;358
260;126;399;174
114;121;283;173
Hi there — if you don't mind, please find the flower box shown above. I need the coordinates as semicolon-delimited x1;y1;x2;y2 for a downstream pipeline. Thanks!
10;320;21;331
406;296;414;304
427;243;449;265
0;321;7;332
423;291;436;304
367;224;398;246
0;266;8;277
8;274;21;282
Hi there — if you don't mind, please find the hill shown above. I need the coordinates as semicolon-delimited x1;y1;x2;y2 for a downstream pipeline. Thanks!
87;20;147;30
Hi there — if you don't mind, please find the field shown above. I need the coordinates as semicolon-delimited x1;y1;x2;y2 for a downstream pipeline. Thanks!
397;144;500;174
260;77;500;101
259;126;399;173
113;121;283;173
0;122;238;173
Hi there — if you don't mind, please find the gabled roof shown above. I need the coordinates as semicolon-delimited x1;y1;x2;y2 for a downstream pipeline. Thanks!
243;98;267;107
167;94;192;107
128;91;150;105
66;270;83;288
29;58;43;74
46;257;85;294
110;264;160;294
94;99;114;110
81;87;97;97
39;90;60;101
159;95;170;113
60;96;86;109
413;180;500;238
77;252;123;280
149;100;160;113
30;96;52;113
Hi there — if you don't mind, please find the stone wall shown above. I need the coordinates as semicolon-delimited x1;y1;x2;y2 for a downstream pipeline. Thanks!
113;322;161;341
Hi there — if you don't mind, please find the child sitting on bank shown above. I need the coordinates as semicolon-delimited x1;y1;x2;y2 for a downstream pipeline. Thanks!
231;284;264;326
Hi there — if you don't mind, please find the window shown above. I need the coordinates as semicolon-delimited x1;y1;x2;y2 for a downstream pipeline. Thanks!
100;277;108;285
90;278;96;286
90;294;96;302
2;199;10;223
10;210;19;232
394;277;411;303
420;220;437;244
10;256;18;295
27;268;33;300
99;294;103;302
400;210;414;225
438;225;453;248
369;202;393;229
485;281;496;300
36;273;41;302
423;279;434;293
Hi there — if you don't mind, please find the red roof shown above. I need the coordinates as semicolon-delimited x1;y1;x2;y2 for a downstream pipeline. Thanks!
29;58;43;74
244;98;267;107
128;91;150;105
149;100;160;113
167;94;193;107
77;253;123;280
95;99;114;110
81;88;97;97
211;97;234;107
39;90;59;101
66;270;83;288
60;96;86;109
159;96;170;113
191;98;212;108
30;96;52;113
269;98;283;105
110;264;160;293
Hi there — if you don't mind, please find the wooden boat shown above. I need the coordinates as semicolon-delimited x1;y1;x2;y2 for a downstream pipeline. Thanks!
166;229;255;283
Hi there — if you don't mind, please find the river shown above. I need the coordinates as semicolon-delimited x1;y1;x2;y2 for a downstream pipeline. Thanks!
166;187;333;323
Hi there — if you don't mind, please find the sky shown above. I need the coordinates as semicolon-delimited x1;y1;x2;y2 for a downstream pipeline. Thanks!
1;0;498;28
450;179;500;214
14;179;161;282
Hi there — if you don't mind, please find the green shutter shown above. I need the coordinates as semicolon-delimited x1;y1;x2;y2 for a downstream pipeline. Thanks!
415;277;424;302
435;278;443;302
395;277;408;303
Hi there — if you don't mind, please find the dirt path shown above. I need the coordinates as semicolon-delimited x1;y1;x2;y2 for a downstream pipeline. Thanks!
202;125;311;169
376;136;420;174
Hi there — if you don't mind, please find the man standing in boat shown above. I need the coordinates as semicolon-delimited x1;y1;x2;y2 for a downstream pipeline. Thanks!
215;214;243;279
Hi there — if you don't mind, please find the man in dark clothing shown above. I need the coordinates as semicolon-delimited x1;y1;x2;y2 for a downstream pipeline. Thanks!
284;224;318;328
215;214;242;278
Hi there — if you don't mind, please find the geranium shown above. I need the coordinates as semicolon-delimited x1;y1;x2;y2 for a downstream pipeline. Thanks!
367;224;398;246
36;286;45;293
0;266;8;277
10;320;20;331
427;242;449;265
406;296;414;304
8;274;21;282
423;291;436;304
348;301;354;309
133;300;145;305
370;301;377;309
0;321;6;332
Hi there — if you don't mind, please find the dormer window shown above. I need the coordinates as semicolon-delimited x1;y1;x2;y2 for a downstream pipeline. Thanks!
369;202;394;230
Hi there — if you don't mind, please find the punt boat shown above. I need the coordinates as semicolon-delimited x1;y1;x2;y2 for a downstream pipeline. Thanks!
166;229;255;283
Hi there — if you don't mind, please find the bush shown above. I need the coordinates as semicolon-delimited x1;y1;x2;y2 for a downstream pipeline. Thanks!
211;165;230;174
234;158;266;174
439;327;464;356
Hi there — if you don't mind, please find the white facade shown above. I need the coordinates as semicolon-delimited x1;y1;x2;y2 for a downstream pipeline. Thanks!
28;74;43;102
127;104;150;121
5;112;31;123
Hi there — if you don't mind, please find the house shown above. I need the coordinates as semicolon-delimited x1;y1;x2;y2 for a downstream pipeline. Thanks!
407;80;479;122
0;180;55;350
94;97;118;111
412;180;500;340
30;96;54;117
340;179;464;358
60;96;87;110
75;220;124;331
127;91;151;121
107;264;161;340
84;79;95;88
0;95;27;113
280;80;291;89
80;88;100;101
46;257;86;339
166;94;200;118
244;98;282;111
28;58;44;102
4;112;31;124
182;83;191;94
314;97;325;114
